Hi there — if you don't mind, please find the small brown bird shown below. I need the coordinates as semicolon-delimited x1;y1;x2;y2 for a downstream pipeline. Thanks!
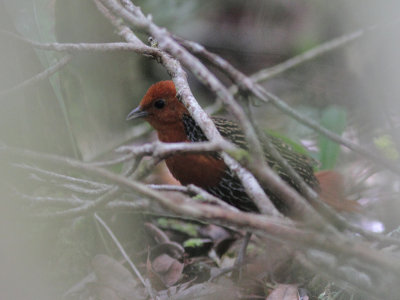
127;81;357;214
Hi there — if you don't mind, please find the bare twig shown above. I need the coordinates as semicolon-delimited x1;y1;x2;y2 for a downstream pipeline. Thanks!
37;186;120;219
18;193;87;207
117;141;317;221
17;190;150;212
251;30;363;83
147;183;240;212
11;151;142;219
3;144;400;284
0;30;160;55
260;89;400;175
6;143;400;296
15;163;111;190
0;54;72;98
251;21;400;83
89;153;135;167
116;140;231;157
94;213;156;298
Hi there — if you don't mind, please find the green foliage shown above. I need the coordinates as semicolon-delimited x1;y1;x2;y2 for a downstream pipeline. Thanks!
374;134;399;161
183;238;207;248
318;106;347;170
157;218;199;237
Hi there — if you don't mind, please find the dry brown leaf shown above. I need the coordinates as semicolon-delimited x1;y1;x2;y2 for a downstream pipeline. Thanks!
198;224;236;257
152;253;184;287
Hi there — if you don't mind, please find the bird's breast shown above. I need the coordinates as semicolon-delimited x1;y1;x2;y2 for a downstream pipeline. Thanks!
165;154;226;188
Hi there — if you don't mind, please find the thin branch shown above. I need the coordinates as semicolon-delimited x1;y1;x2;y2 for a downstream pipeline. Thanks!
15;152;143;219
220;152;287;216
1;30;160;56
0;54;72;98
15;164;111;196
146;184;188;193
252;21;400;83
117;140;230;157
17;191;150;212
94;213;156;298
187;184;240;212
38;154;149;218
147;183;240;212
93;0;151;45
262;89;400;176
3;144;400;284
15;163;111;190
89;153;134;167
37;186;120;219
251;30;363;83
129;157;159;181
18;193;87;207
117;141;312;219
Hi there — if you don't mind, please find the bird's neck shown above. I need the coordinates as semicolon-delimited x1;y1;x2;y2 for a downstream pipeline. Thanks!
155;114;208;143
156;121;189;143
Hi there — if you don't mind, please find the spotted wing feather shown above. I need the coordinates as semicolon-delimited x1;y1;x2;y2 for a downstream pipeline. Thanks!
181;114;318;213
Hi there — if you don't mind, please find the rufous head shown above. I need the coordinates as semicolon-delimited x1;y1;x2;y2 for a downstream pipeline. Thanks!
127;81;188;131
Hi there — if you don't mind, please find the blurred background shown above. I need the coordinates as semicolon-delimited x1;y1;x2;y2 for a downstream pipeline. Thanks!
1;0;400;299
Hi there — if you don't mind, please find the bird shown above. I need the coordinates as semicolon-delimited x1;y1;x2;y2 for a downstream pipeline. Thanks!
127;80;358;215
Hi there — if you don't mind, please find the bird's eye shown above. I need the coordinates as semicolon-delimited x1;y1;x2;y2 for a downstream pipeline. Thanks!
154;99;165;109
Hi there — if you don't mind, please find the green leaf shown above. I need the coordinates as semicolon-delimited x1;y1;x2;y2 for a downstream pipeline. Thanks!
183;238;207;248
318;106;347;170
157;218;199;237
373;134;399;161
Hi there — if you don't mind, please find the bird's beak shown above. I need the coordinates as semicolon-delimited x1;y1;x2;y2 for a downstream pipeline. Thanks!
126;106;148;120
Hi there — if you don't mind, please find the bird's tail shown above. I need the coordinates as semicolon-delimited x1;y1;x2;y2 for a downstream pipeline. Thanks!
315;170;360;212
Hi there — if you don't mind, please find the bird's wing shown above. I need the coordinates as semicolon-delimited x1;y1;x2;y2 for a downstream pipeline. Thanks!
212;116;319;189
266;134;319;189
211;117;248;149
